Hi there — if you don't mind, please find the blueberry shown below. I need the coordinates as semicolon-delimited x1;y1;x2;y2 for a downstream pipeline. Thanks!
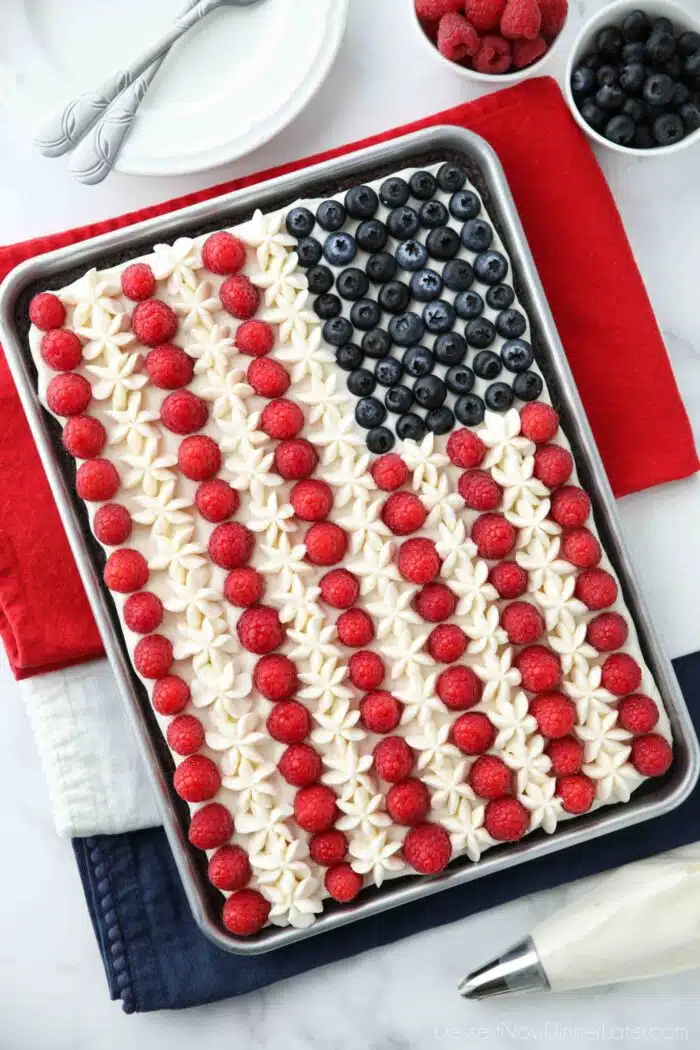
410;269;443;302
419;200;449;229
350;299;382;330
367;427;395;454
396;239;429;271
375;356;404;387
414;374;447;409
423;300;456;335
362;329;392;359
663;55;682;79
645;103;667;122
316;200;346;232
403;345;434;377
622;10;651;42
443;259;474;292
434;332;467;366
582;51;603;69
409;170;437;200
426;226;461;261
501;338;535;372
580;99;606;130
496;308;527;339
681;101;700;132
323;317;354;346
487;284;515;310
379;177;410;208
622;97;647;124
389;312;425;346
445;364;475;395
307;265;334;294
345;185;379;219
297;237;323;267
596;84;625;111
426;406;455;435
673;82;690;107
572;66;597;96
651;17;673;36
455;394;485;427
465;318;496;349
678;31;700;58
378;281;411;313
449;190;482;221
366;253;397;284
387;206;420;239
461;219;493;252
474;251;509;285
455;290;484;320
619;63;645;94
646;31;675;64
513;370;543;401
643;72;675;106
605;114;636;146
336;343;363;371
314;293;341;320
356;219;388;253
597;64;619;87
653;112;685;145
473;350;502;380
355;396;386;429
396;413;427;442
633;124;656;148
596;26;624;57
347;368;376;397
436;163;467;192
485;382;515;412
622;41;647;63
385;386;414;414
684;52;700;79
323;232;357;266
286;207;315;238
337;267;369;300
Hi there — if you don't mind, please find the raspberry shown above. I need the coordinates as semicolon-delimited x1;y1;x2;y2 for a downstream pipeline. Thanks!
472;513;516;559
209;846;251;892
220;275;260;320
617;694;659;735
167;714;205;756
546;735;584;776
319;569;360;609
398;537;441;584
47;373;91;416
473;34;512;73
29;292;66;331
224;566;264;607
261;398;305;440
575;568;618;611
485;798;530;840
515;645;561;691
103;549;149;593
237;606;284;655
160;390;208;435
374;737;414;783
222;889;269;936
534;445;573;488
337;608;374;647
121;263;156;301
76;458;119;501
40;329;82;371
349;650;385;690
415;583;457;623
489;561;528;599
247;357;289;398
501;0;541;38
513;35;548;67
468;754;512;799
601;653;642;696
464;0;507;32
538;0;568;38
145;344;194;389
266;700;310;744
447;428;485;468
62;415;106;459
458;470;502;511
360;691;402;733
382;492;427;535
325;864;363;903
254;653;298;701
93;504;132;546
630;734;672;777
437;11;479;60
278;742;322;786
208;522;254;569
274;438;318;480
558;774;596;814
387;778;430;825
415;0;463;20
452;711;495;754
152;675;190;715
234;318;274;356
310;829;347;866
195;478;239;522
427;624;467;663
290;479;333;521
188;803;234;851
587;612;628;652
305;522;347;566
436;665;483;710
403;823;452;874
562;527;601;568
294;784;337;832
134;634;173;679
123;591;163;634
173;754;220;802
371;453;408;491
501;601;545;645
520;401;559;443
132;299;178;346
177;435;221;481
550;486;590;528
530;691;576;739
201;231;246;275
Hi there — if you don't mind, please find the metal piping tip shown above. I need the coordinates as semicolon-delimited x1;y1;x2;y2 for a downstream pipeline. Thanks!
458;937;549;1000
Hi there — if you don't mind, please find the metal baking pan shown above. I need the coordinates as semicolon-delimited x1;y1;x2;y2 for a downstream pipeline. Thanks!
2;126;698;955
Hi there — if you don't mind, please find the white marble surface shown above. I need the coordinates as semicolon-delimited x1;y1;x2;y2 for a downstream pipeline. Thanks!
2;0;700;1044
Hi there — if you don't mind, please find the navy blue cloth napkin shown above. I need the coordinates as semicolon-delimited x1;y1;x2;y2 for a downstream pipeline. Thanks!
73;652;700;1013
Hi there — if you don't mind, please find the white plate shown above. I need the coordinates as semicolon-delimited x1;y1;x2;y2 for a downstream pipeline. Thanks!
0;0;348;176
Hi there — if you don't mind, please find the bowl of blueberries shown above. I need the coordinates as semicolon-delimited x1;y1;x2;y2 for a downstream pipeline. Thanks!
565;0;700;153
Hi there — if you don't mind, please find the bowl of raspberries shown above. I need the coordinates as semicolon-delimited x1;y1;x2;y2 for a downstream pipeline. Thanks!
412;0;569;81
566;1;700;153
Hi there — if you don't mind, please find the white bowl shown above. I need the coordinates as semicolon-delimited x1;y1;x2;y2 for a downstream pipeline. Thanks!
409;0;569;85
564;0;700;157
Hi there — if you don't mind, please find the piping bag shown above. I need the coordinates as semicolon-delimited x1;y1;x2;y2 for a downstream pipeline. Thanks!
459;844;700;998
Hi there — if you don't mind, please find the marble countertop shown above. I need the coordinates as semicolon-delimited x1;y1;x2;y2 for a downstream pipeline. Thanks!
2;0;700;1045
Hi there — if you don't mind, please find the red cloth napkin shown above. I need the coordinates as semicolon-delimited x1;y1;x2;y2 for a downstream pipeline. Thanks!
0;77;696;679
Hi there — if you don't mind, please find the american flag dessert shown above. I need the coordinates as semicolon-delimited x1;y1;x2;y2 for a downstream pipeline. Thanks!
27;162;673;937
